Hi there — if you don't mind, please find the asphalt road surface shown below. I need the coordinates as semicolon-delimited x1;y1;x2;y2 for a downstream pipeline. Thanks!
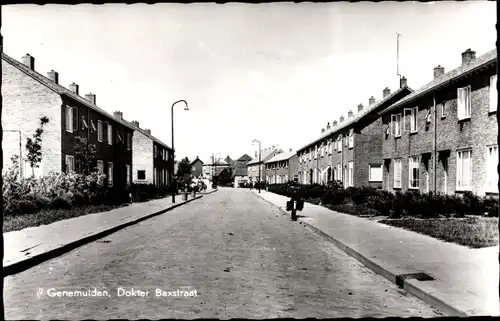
4;188;443;319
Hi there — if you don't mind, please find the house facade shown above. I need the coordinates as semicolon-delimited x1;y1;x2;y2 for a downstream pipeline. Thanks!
296;81;413;188
2;53;134;188
118;117;173;186
202;157;230;180
247;147;282;183
232;153;253;187
190;157;204;178
380;48;497;196
264;149;299;184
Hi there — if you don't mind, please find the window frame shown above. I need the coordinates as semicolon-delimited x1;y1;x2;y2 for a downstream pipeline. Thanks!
97;160;104;175
108;162;113;187
66;106;73;133
408;155;420;189
97;120;103;142
393;158;402;189
348;161;354;187
457;86;472;120
137;170;146;181
126;133;132;150
107;124;113;145
368;164;383;182
391;114;402;137
487;145;498;192
456;149;472;191
490;75;497;113
348;129;354;149
65;155;75;173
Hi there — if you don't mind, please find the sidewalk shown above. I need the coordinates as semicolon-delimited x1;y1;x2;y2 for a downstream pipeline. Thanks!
4;194;203;277
253;190;499;317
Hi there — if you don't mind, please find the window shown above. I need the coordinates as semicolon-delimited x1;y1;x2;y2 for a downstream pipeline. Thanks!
81;117;88;129
108;162;113;186
137;170;146;180
369;164;382;182
456;150;472;190
487;146;498;192
154;146;158;158
321;144;325;157
108;124;113;145
441;103;446;118
126;164;131;185
97;160;104;174
404;107;418;133
338;137;342;152
348;161;354;187
65;155;75;173
457;86;471;120
97;120;103;142
153;167;157;185
394;158;402;188
391;114;402;137
315;146;318;159
126;133;132;150
348;129;354;148
328;141;332;154
409;156;420;189
490;75;497;112
66;106;73;132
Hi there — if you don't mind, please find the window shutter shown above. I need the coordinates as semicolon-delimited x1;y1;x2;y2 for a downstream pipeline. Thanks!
73;107;78;132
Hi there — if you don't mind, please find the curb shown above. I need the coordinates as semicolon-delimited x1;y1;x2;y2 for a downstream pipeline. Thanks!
4;195;203;277
200;189;218;195
252;191;469;317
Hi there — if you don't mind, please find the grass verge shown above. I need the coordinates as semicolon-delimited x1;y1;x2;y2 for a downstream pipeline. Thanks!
3;204;127;233
379;216;499;248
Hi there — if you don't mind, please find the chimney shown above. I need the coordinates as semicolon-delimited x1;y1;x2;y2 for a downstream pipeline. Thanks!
461;49;476;65
433;65;445;79
348;110;353;118
22;54;35;70
113;111;123;119
289;148;292;152
131;120;140;128
358;104;364;112
399;76;407;88
333;120;338;127
326;122;331;131
85;93;96;105
321;128;325;133
47;70;59;84
369;96;375;105
340;116;344;123
383;87;391;98
69;83;79;95
144;129;151;135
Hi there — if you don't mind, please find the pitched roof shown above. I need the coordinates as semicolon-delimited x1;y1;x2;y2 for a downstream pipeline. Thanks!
190;157;204;165
246;148;282;165
203;157;229;166
237;154;253;162
265;150;296;163
231;153;252;178
381;48;497;115
2;52;135;131
121;119;172;150
297;86;413;152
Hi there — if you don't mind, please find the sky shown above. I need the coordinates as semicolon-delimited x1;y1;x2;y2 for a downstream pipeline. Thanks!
1;2;496;163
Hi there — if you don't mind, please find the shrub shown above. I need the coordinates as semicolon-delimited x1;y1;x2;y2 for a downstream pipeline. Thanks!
35;195;52;210
51;196;73;210
391;191;404;218
321;189;346;205
462;191;483;216
482;196;499;217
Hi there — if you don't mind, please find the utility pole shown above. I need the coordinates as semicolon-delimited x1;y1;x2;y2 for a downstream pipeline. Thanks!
397;32;402;81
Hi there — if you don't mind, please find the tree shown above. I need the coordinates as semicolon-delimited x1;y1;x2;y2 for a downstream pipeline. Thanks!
176;157;192;182
74;136;97;175
25;116;49;177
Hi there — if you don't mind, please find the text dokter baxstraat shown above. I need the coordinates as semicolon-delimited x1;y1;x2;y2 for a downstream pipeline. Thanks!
117;287;198;297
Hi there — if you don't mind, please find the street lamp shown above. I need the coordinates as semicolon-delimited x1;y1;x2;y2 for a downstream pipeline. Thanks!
252;139;261;193
171;99;189;204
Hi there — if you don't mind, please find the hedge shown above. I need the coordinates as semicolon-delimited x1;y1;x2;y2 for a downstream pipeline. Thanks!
266;183;498;218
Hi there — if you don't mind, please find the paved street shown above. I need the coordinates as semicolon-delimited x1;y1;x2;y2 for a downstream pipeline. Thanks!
4;188;442;319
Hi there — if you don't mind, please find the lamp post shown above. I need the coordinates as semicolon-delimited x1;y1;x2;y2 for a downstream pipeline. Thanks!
171;100;189;204
252;139;261;193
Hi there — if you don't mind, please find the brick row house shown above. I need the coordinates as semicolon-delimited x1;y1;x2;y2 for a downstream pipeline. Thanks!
2;52;174;188
379;48;498;196
296;81;413;188
117;117;173;186
2;53;134;188
264;149;299;184
246;146;282;184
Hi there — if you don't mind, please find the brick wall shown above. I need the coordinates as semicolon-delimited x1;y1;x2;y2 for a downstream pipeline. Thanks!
2;60;62;177
153;142;172;186
382;68;497;196
132;130;153;184
354;118;384;189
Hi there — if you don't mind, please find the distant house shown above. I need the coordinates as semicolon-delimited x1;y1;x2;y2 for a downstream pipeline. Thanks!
247;146;283;183
190;156;204;178
202;157;230;180
224;155;235;167
213;166;232;186
265;149;299;184
231;153;253;187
